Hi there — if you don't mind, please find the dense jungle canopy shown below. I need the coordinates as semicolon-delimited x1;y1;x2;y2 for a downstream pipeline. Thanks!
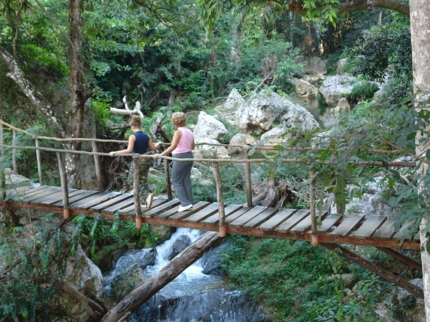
2;0;430;321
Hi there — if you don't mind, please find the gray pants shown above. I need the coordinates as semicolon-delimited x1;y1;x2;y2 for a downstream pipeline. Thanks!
172;152;193;206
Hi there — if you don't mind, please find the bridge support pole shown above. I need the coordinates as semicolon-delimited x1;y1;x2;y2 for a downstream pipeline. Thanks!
310;168;319;246
245;148;252;207
57;152;69;219
211;162;226;237
133;158;143;229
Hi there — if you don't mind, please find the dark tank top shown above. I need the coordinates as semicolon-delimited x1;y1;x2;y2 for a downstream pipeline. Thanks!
133;131;150;154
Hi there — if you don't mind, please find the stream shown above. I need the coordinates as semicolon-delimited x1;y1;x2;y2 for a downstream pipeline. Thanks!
103;228;271;322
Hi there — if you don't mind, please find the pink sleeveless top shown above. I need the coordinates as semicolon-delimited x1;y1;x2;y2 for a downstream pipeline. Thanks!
172;127;194;154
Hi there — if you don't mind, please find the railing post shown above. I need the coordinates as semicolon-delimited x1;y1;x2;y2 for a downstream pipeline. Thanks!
245;147;253;207
309;168;319;246
0;122;4;158
164;158;172;200
133;158;143;229
57;152;69;219
211;162;226;237
12;129;16;173
35;138;43;186
91;141;104;192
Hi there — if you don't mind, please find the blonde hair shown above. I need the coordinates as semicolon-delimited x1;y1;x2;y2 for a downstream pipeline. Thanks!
171;112;186;127
130;115;142;128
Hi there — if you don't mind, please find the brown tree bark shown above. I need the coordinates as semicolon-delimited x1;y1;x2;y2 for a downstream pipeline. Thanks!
101;231;223;322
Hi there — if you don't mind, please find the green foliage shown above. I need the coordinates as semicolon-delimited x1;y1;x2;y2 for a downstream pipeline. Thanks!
345;24;412;82
344;81;379;106
0;215;72;321
221;237;384;321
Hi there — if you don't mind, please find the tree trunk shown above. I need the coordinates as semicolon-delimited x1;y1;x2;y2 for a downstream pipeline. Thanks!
101;232;223;322
410;0;430;319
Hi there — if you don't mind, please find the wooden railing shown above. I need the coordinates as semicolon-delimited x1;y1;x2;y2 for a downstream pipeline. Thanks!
0;119;418;241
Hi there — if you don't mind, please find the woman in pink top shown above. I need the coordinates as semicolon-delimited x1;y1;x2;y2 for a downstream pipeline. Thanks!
154;112;195;212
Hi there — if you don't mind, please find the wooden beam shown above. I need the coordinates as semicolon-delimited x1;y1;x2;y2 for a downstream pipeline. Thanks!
376;247;422;272
101;231;223;322
321;243;423;298
91;141;104;192
245;149;252;207
35;138;43;185
56;152;69;219
212;162;226;237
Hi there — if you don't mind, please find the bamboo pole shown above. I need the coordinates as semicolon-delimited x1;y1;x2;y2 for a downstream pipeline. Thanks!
245;148;252;207
12;130;16;173
309;168;318;246
35;138;43;185
211;162;226;237
56;152;69;219
164;158;172;200
91;141;104;192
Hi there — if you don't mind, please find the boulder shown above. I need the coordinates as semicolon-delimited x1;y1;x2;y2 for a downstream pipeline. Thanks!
228;133;257;156
319;75;356;106
193;111;229;143
330;97;351;115
167;235;192;260
235;90;317;134
215;88;245;115
194;138;230;159
292;78;319;98
294;55;327;81
336;58;349;75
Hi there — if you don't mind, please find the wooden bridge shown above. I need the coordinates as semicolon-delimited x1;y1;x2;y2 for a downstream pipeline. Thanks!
0;119;424;298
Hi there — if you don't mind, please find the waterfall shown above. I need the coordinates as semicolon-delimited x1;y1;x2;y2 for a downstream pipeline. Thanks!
103;228;271;322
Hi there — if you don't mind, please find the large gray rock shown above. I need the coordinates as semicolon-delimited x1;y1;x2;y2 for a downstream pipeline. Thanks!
292;78;319;98
337;58;349;75
228;133;257;156
194;111;228;143
319;75;356;106
294;55;327;81
194;138;230;159
235;90;317;134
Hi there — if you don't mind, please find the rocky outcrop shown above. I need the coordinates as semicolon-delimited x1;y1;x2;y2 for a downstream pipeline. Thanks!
228;133;257;156
319;75;356;106
294;55;327;81
292;78;319;98
193;111;229;143
330;97;351;115
337;58;349;75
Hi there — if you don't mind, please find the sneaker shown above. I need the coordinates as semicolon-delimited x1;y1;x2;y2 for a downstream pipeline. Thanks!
178;204;193;212
146;194;153;208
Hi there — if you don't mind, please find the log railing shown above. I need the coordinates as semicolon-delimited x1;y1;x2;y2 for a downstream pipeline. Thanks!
0;119;418;241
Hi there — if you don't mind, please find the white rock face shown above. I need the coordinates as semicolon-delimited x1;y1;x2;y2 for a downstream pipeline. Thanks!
228;133;257;155
336;58;349;75
193;111;229;143
331;97;351;115
292;78;319;98
319;75;356;106
194;138;230;159
294;55;327;80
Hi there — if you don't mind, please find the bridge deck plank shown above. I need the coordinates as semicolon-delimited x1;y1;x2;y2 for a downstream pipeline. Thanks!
156;201;209;219
393;220;419;241
7;186;49;199
69;192;112;208
144;199;181;217
91;193;133;211
102;197;135;213
64;191;101;207
243;208;278;228
229;206;268;228
373;218;397;239
259;209;296;231
74;191;122;209
353;216;387;239
40;189;84;205
276;210;310;232
122;198;168;215
202;204;243;224
20;187;62;203
28;188;68;205
291;212;328;233
330;214;365;237
184;203;219;222
225;207;251;224
317;214;342;233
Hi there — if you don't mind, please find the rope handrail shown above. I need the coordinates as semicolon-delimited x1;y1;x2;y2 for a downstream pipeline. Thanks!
0;119;410;155
0;143;417;167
